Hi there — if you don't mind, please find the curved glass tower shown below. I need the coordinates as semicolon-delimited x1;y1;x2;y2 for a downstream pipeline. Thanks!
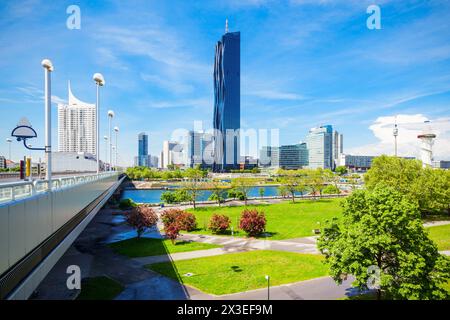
213;28;240;172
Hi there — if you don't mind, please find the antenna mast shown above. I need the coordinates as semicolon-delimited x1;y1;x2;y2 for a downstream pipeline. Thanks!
225;19;229;33
393;116;398;157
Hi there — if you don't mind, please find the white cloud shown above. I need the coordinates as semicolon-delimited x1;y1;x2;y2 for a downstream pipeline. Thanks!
247;90;304;101
347;114;450;160
140;73;194;94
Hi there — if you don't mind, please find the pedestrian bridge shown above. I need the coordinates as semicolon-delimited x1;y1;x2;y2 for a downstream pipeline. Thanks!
0;172;124;299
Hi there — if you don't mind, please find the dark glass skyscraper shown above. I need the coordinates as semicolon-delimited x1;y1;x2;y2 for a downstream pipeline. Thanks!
213;25;240;172
138;132;149;166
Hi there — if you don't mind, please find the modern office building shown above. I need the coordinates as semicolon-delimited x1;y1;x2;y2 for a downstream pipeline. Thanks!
259;143;308;169
186;131;204;168
432;160;450;169
306;125;333;169
339;154;416;171
57;82;96;156
332;130;344;169
137;132;149;166
0;156;6;169
213;21;240;172
162;141;184;168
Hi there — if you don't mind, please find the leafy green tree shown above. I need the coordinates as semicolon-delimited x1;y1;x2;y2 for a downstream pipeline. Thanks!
160;191;177;204
231;177;256;205
277;169;307;203
335;166;348;176
318;185;450;300
209;180;227;206
258;187;265;198
181;167;205;209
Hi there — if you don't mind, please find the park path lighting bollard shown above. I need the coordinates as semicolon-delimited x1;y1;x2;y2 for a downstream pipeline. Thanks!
114;126;119;169
93;73;105;175
265;275;270;300
107;110;114;171
6;138;12;161
42;59;53;188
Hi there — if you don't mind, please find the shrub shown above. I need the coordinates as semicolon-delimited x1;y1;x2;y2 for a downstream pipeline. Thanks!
239;209;266;237
165;223;180;244
161;191;177;204
161;208;197;231
322;184;340;194
125;206;158;238
119;198;137;210
208;214;231;234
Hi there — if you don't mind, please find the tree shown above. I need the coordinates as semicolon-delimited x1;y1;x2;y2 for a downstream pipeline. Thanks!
231;177;256;205
182;168;205;209
239;209;266;237
209;180;226;206
125;206;158;238
305;169;325;199
317;185;450;300
208;214;231;234
258;187;265;198
277;169;307;203
335;166;348;176
160;191;177;204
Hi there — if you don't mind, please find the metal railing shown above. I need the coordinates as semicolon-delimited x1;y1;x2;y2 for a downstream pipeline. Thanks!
0;172;118;204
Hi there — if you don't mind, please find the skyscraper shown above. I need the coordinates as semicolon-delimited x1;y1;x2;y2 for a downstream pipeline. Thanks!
306;125;333;169
58;82;96;156
137;132;149;166
213;20;240;172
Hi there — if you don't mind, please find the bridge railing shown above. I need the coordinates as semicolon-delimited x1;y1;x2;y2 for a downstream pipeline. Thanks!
0;172;120;278
0;172;117;204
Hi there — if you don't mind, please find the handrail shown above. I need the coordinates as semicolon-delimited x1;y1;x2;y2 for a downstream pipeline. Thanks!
0;171;118;204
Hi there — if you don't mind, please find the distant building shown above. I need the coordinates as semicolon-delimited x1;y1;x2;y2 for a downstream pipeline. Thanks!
52;152;97;173
213;22;240;172
137;132;149;166
259;143;308;170
332;130;343;169
432;160;450;169
58;82;97;156
306;125;333;169
186;131;204;168
149;155;159;168
0;156;6;169
162;141;184;168
339;154;415;171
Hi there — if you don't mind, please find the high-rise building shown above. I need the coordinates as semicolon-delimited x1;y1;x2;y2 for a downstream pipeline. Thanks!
162;141;184;168
137;132;149;166
186;130;204;168
259;143;308;169
306;125;333;169
58;82;96;156
332;130;343;169
213;21;240;172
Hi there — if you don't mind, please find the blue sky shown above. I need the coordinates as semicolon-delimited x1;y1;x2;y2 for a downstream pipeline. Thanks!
0;0;450;166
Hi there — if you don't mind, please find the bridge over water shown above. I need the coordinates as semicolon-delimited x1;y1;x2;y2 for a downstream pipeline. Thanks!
0;172;124;299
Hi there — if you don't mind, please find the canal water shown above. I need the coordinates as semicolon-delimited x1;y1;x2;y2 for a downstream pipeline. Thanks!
121;185;304;204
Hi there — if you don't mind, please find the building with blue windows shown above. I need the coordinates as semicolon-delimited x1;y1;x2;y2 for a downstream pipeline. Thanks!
306;125;334;169
213;21;240;172
137;132;149;167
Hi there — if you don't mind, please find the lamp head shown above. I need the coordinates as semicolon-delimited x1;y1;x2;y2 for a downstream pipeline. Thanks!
6;138;12;143
41;59;54;72
104;136;108;140
93;73;105;86
108;110;115;118
114;126;119;132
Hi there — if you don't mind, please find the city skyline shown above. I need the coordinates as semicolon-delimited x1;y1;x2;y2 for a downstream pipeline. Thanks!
1;1;450;166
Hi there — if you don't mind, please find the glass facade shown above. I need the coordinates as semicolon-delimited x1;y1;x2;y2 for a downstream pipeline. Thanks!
213;31;240;172
306;125;333;169
138;132;149;166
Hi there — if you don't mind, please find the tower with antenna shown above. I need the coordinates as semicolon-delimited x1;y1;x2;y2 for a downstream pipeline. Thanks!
225;18;229;33
393;117;398;157
417;120;436;168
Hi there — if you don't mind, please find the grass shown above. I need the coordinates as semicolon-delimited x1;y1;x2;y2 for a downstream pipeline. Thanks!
109;237;220;258
187;198;344;240
76;276;124;300
427;224;450;251
147;250;328;295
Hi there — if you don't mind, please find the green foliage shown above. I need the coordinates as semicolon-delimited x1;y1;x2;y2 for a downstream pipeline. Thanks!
318;185;450;300
160;189;192;204
119;198;137;210
365;155;450;214
322;184;340;194
335;166;348;175
125;165;207;181
160;191;177;204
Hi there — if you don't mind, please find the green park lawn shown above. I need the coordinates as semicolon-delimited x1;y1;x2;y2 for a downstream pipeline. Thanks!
109;237;220;258
76;276;124;300
187;198;343;240
147;250;328;295
427;224;450;251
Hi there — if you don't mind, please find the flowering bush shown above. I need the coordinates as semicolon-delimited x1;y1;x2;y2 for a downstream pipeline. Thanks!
165;223;180;244
161;208;197;231
239;209;266;237
125;206;158;238
208;214;231;234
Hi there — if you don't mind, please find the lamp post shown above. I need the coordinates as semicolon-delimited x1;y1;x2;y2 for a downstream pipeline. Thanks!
41;59;53;188
104;136;108;171
6;138;12;161
265;275;270;300
93;73;105;175
107;110;114;171
114;126;119;170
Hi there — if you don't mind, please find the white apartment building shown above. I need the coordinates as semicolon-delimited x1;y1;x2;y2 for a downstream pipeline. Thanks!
58;82;97;156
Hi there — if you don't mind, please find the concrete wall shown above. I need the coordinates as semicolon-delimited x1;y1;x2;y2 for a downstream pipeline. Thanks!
0;173;118;276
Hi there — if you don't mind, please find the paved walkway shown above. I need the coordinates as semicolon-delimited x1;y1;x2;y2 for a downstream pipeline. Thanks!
423;220;450;228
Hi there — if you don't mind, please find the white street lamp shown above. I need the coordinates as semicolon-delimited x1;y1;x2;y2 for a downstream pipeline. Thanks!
114;126;119;169
6;138;12;161
107;110;114;171
93;73;105;175
103;135;108;172
42;59;53;188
